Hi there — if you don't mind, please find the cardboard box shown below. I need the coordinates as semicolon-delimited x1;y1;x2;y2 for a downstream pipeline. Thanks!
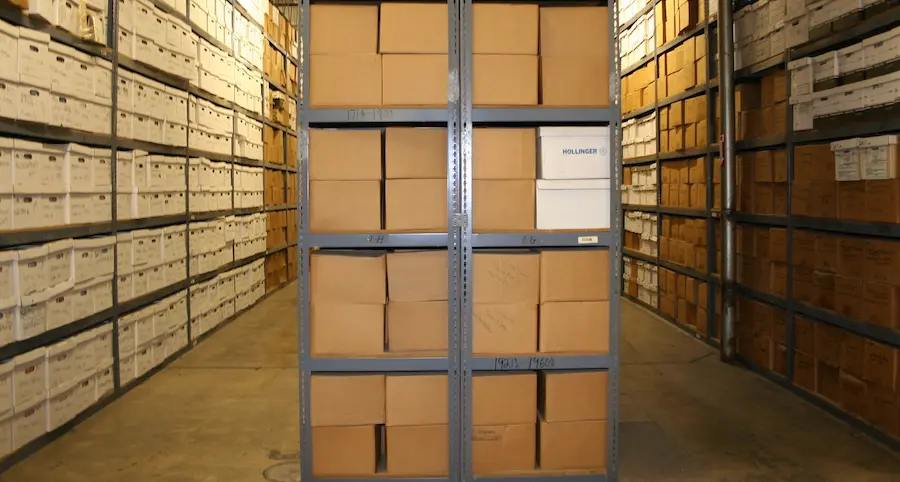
473;251;539;303
864;339;897;391
383;55;448;106
473;180;535;231
386;128;447;179
311;303;384;355
794;351;815;391
539;301;610;353
840;372;867;418
865;179;900;223
310;55;382;106
539;7;608;57
473;4;538;54
309;129;382;180
816;360;841;403
473;303;538;354
540;249;609;302
312;426;377;476
473;128;536;180
864;239;900;284
539;420;606;470
310;5;378;54
387;425;449;476
539;371;608;422
474;373;537;426
474;55;538;106
838;181;865;221
310;180;381;232
311;374;385;426
863;282;899;330
388;301;448;352
311;251;386;304
838;237;866;279
472;424;536;474
834;275;863;321
387;251;448;302
386;375;448;426
868;386;900;436
385;179;448;231
379;3;448;54
541;56;609;107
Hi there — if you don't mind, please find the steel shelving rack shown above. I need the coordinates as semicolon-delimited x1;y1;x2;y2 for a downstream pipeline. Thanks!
619;0;723;345
296;0;621;480
0;0;297;470
725;1;900;450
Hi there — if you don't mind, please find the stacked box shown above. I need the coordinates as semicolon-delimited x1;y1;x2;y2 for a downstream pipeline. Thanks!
621;61;656;113
386;251;448;353
540;6;610;106
385;128;448;231
624;211;658;256
473;128;536;231
659;216;709;271
622;162;658;206
661;158;708;210
659;269;710;335
472;4;538;106
737;149;789;215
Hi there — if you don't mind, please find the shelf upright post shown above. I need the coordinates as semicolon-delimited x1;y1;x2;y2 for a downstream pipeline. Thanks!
717;0;737;360
456;0;471;478
108;0;122;389
609;3;622;478
784;48;796;382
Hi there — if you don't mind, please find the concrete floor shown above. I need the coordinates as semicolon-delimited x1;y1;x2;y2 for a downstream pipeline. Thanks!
3;286;899;481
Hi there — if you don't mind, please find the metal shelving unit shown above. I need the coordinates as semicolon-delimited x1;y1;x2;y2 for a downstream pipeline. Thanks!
296;0;620;480
0;0;296;470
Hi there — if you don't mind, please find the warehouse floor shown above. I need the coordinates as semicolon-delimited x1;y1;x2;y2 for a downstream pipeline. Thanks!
3;287;899;481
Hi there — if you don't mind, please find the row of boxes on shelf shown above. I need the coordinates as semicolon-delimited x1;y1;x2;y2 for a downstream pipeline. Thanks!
661;215;711;272
117;290;189;385
25;0;107;44
622;112;657;160
0;238;113;344
737;148;788;216
188;258;265;338
0;24;111;130
661;157;719;210
195;37;264;111
119;2;197;81
791;68;900;131
733;0;789;70
264;40;297;93
312;371;609;476
264;248;290;290
621;33;708;114
623;255;659;307
312;249;610;356
264;0;297;56
266;84;296;128
623;211;658;257
190;0;266;71
0;322;114;456
619;10;654;69
310;4;609;107
660;94;710;152
622;163;658;206
659;268;715;335
236;113;265;161
617;0;652;25
310;127;611;232
733;71;788;141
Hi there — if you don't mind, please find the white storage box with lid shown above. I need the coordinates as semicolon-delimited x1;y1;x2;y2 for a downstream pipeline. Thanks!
71;277;98;320
95;362;114;399
46;339;78;391
116;269;134;302
859;134;900;180
12;191;65;230
116;232;134;272
118;311;138;355
45;281;74;330
0;297;15;346
17;289;49;340
135;342;153;376
89;323;114;366
67;191;111;225
64;143;95;192
831;138;861;181
69;330;96;379
12;140;64;193
91;275;113;313
538;127;610;180
46;381;76;431
71;374;94;416
0;138;13;194
11;398;45;451
132;267;149;298
119;351;136;384
0;250;15;306
45;239;74;288
73;236;115;284
536;179;611;230
12;348;46;407
0;361;12;417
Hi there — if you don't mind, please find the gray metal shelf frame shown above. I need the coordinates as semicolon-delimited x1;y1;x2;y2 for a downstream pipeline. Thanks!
0;0;296;471
296;0;621;480
619;0;721;344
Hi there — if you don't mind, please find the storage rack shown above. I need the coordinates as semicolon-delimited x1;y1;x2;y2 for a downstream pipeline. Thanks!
726;1;900;449
296;0;620;481
619;0;723;344
0;0;297;469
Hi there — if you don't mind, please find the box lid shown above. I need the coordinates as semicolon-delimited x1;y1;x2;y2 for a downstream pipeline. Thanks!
46;239;74;254
831;138;860;151
17;26;49;42
537;179;610;190
17;244;48;261
859;135;899;147
538;127;609;138
47;339;75;357
787;57;813;70
14;347;46;366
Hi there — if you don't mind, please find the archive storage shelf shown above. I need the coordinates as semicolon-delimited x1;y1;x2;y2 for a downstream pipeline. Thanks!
0;0;296;469
618;0;723;343
725;0;900;449
297;0;620;480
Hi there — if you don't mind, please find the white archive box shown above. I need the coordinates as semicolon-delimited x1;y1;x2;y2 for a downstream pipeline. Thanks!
95;363;114;399
16;245;48;298
12;348;46;407
67;192;111;225
0;78;18;122
0;360;11;416
134;307;155;345
17;288;51;340
863;27;900;68
0;21;17;82
785;14;809;48
12;140;64;193
11;398;45;451
0;138;12;193
132;266;150;297
45;239;73;288
64;144;95;192
46;381;77;431
151;335;166;365
118;311;138;355
119;351;136;384
859;135;900;180
0;250;15;306
831;138;862;181
116;268;134;302
17;28;50;89
0;298;15;347
537;127;610;180
536;179;611;230
135;343;153;377
46;339;78;391
45;281;74;330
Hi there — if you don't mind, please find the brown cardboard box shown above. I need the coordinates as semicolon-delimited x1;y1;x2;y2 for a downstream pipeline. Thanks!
310;55;382;106
794;315;815;355
312;426;377;476
383;55;448;106
868;386;900;436
834;275;863;320
388;301;448;352
678;184;691;207
864;282;900;329
386;179;448;231
311;374;386;426
473;180;535;230
690;183;706;208
539;420;607;470
669;128;684;151
865;179;900;223
838;237;866;278
473;251;540;303
865;239;900;284
472;424;536;474
541;56;609;107
473;4;538;54
814;322;842;366
379;3;448;53
309;129;381;180
540;249;610;302
539;301;610;353
539;371;608;422
669;101;684;127
308;180;380;232
473;373;537;424
816;360;841;403
386;375;448;425
474;55;539;106
794;351;815;391
539;6;608;57
842;332;866;379
386;128;447;179
864;340;897;391
473;128;536;179
794;144;834;182
840;372;868;417
310;5;378;54
387;251;448;302
311;251;386;303
387;425;448;476
684;123;697;149
839;181;865;221
473;303;538;354
311;303;384;355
